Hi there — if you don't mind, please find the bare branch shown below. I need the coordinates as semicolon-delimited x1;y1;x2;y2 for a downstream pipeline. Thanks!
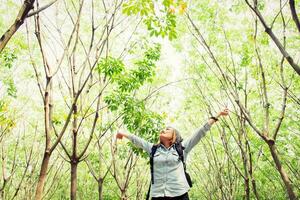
27;0;58;18
245;0;300;76
0;0;35;53
289;0;300;33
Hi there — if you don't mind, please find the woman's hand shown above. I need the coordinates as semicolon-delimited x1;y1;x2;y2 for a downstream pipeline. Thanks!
116;132;128;140
208;108;229;125
217;107;229;118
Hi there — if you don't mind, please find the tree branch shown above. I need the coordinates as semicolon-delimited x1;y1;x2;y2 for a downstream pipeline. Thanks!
0;0;35;53
245;0;300;76
289;0;300;33
27;0;58;18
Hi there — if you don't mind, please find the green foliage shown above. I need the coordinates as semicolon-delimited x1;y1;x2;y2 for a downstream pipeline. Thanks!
260;33;269;46
52;114;63;125
122;0;154;16
104;91;124;111
96;44;160;93
96;56;125;81
118;45;161;92
240;43;251;68
122;0;186;40
102;44;164;156
1;49;17;69
257;1;265;11
0;100;10;124
3;78;17;98
1;1;300;199
0;48;18;98
0;99;16;137
172;0;300;199
144;13;177;40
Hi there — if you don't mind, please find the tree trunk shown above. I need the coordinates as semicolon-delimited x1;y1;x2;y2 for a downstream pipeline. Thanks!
241;151;250;200
268;142;297;200
244;178;250;200
34;152;51;200
70;102;78;200
71;161;78;200
98;179;104;200
121;189;127;200
251;178;260;200
247;141;260;200
0;188;4;200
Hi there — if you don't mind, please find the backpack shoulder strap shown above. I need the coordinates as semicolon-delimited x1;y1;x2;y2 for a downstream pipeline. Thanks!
150;145;158;184
175;142;193;187
175;142;186;170
146;145;158;200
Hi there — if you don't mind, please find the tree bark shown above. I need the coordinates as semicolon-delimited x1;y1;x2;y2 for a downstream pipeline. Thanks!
35;71;52;200
98;179;104;200
251;178;260;200
34;152;51;200
0;190;3;200
245;0;300;76
247;142;260;200
121;189;127;200
244;178;250;200
70;103;78;200
289;0;300;34
268;142;297;200
71;161;78;200
0;0;35;54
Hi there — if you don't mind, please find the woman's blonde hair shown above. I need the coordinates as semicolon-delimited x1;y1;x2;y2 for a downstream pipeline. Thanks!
170;128;177;144
158;126;181;145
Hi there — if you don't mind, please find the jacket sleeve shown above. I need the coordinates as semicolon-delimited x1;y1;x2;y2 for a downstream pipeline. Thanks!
182;123;211;153
127;134;153;154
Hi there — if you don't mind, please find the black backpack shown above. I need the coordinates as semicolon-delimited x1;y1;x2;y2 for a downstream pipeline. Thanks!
146;142;192;200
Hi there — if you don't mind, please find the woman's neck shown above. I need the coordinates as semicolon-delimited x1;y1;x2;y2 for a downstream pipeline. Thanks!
161;141;172;148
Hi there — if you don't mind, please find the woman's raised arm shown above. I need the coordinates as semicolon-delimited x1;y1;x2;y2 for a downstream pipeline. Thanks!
183;108;229;153
116;132;153;154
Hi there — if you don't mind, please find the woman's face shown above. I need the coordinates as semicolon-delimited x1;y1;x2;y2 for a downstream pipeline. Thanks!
159;127;174;140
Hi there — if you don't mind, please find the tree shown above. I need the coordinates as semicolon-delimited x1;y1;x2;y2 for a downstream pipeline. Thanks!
0;0;57;54
183;1;299;198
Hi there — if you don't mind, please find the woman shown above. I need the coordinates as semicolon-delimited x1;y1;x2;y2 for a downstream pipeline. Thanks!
116;108;229;200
